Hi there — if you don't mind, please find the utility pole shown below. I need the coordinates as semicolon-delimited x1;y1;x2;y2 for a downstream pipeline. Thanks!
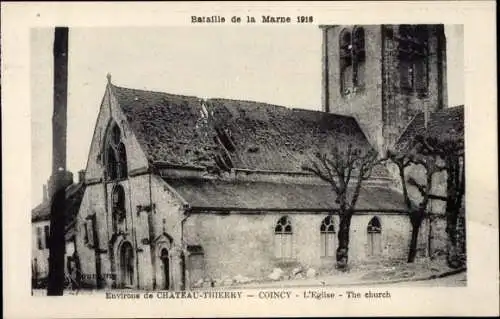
47;26;69;296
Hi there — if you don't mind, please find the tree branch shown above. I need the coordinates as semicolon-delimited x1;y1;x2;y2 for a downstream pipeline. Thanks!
408;177;427;197
428;194;448;201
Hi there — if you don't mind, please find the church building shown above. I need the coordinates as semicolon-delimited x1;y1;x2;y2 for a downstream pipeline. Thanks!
34;24;463;291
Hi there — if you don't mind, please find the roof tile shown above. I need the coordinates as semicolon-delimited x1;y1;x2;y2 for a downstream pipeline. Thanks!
395;105;464;153
113;85;378;173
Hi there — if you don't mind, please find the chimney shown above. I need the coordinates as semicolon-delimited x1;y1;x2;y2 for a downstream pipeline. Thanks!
47;26;69;296
43;184;48;202
78;169;86;183
51;27;68;181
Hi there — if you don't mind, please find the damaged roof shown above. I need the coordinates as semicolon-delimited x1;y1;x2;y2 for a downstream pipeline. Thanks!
395;105;464;153
113;84;375;173
112;85;220;168
166;178;407;212
206;98;372;172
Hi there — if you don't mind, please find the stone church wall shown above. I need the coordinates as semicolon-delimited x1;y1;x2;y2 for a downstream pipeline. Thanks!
75;173;186;290
183;212;419;285
323;25;384;152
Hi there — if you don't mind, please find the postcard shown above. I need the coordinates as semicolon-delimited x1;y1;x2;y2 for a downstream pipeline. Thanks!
1;1;498;318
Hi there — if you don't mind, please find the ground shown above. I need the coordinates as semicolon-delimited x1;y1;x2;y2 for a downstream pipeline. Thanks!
216;257;466;289
377;271;466;287
32;257;466;295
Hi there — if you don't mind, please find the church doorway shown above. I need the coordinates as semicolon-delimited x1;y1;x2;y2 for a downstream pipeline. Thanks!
119;241;134;288
160;248;170;290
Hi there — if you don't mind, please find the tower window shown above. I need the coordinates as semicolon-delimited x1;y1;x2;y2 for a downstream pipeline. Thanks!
340;26;366;95
274;216;293;259
398;25;429;95
105;123;128;180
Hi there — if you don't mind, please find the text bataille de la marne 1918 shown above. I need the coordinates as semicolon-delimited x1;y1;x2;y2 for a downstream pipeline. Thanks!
191;15;314;24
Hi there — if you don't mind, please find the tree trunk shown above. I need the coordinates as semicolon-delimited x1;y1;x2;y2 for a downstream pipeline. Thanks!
446;203;462;268
336;211;353;271
407;211;424;263
427;215;433;259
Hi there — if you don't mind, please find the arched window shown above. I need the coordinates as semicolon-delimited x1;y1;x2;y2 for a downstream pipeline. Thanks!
117;143;128;178
274;216;293;259
106;146;118;180
339;28;353;95
105;123;128;180
353;27;366;88
367;216;382;257
320;216;336;257
340;26;366;95
111;185;126;234
398;24;429;94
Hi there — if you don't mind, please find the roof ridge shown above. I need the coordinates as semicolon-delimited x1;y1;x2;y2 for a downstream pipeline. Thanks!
112;84;201;100
113;84;358;121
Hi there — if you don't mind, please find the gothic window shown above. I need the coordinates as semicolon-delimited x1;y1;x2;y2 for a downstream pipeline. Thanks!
367;216;382;257
105;123;128;180
340;28;353;95
44;225;50;249
340;26;366;95
398;25;429;95
320;216;336;257
353;26;366;88
111;185;126;234
274;216;293;259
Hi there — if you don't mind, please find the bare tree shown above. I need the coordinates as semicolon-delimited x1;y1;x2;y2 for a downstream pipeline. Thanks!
388;145;444;262
415;136;465;268
302;144;379;270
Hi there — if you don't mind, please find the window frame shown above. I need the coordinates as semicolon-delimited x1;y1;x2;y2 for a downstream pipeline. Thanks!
339;26;366;96
398;24;430;96
320;215;336;258
104;122;128;181
274;216;294;259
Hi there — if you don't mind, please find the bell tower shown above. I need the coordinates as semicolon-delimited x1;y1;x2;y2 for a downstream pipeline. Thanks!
321;24;447;153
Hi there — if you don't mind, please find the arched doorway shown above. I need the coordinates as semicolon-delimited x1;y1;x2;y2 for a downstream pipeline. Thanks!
160;248;170;290
119;242;134;288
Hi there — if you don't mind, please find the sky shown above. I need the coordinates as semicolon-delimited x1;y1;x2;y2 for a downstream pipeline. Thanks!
31;25;464;207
